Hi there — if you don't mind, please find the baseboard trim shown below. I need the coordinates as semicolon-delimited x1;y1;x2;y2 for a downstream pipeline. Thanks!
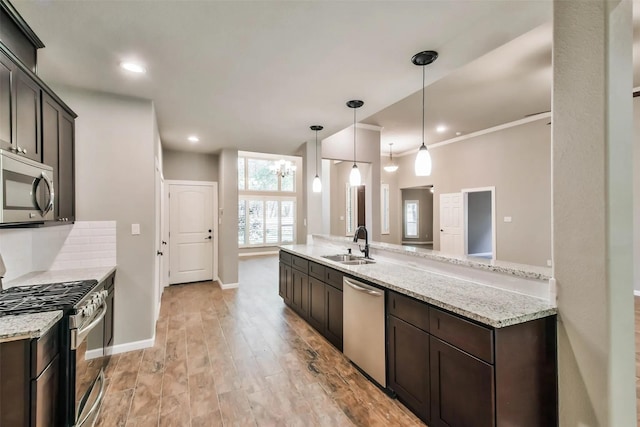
217;280;239;290
634;290;640;297
238;250;279;257
86;336;155;360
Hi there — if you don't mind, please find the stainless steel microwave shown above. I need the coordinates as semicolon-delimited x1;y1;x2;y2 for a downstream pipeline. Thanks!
0;149;54;224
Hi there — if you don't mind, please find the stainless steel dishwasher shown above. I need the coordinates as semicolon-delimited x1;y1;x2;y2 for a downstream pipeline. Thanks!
343;277;386;387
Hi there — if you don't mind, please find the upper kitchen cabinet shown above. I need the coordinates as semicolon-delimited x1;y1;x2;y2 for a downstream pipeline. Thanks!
0;1;77;223
15;67;41;162
42;93;75;221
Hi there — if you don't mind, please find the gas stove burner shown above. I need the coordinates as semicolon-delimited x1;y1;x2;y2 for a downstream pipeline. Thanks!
0;279;99;316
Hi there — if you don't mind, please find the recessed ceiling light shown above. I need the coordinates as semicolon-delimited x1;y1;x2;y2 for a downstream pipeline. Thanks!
188;135;200;143
436;125;447;133
120;62;146;74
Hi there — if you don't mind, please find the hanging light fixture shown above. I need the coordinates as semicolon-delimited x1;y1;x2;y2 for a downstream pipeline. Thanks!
347;100;364;186
311;125;323;193
271;159;297;177
384;143;399;173
412;50;438;176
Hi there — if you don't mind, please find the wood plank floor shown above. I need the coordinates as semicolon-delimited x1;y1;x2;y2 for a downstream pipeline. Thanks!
96;255;422;426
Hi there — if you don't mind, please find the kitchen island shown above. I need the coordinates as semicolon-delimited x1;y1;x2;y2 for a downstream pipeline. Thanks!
279;240;557;427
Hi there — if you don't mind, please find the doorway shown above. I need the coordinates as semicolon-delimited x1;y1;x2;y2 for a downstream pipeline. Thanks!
401;187;433;247
166;180;218;285
463;187;496;260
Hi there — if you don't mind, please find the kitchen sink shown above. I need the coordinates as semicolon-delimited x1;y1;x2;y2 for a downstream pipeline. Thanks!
321;254;375;265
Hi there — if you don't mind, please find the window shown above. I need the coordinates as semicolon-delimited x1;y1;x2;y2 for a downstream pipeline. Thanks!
404;200;419;238
238;157;295;192
238;197;296;246
238;154;299;247
381;184;390;235
346;183;358;236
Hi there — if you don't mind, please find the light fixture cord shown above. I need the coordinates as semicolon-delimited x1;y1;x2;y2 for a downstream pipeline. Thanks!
422;64;425;145
315;130;319;175
353;107;357;165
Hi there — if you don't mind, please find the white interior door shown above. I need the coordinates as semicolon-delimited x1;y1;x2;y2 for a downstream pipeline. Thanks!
440;192;464;255
169;183;214;284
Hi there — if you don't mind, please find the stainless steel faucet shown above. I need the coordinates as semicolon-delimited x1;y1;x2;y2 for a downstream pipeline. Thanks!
353;225;372;259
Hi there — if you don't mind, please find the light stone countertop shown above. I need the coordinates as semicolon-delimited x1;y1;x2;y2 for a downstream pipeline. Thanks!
5;266;116;288
0;311;63;343
0;266;116;343
313;234;552;281
281;244;556;328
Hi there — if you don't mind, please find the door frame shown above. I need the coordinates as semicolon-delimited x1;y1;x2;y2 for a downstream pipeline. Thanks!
461;186;496;261
165;180;219;284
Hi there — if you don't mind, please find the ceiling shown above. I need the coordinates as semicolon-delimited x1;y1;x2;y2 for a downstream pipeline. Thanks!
12;0;557;156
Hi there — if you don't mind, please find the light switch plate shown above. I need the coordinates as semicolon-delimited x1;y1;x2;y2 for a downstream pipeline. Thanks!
503;216;512;223
131;224;141;235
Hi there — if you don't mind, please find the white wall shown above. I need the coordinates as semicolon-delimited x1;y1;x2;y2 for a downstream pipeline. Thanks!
634;95;640;292
392;118;551;267
217;149;238;286
53;85;157;348
163;148;219;182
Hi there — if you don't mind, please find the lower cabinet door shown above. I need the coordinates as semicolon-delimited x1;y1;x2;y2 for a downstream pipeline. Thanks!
388;315;430;423
430;337;495;427
31;354;59;427
307;277;326;333
291;269;309;317
279;263;286;299
325;285;343;350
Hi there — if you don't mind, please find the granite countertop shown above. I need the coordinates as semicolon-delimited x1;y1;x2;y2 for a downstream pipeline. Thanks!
313;234;552;281
0;265;117;343
5;266;116;288
281;244;556;328
0;311;63;343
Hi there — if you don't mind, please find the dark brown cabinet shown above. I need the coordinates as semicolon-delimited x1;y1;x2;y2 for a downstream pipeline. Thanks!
104;274;115;348
291;268;309;317
387;315;430;423
30;354;59;427
388;289;558;427
307;277;326;332
279;251;344;351
14;70;40;162
42;92;75;221
0;47;41;160
324;283;343;350
0;50;13;147
0;20;76;225
0;320;61;426
430;337;495;427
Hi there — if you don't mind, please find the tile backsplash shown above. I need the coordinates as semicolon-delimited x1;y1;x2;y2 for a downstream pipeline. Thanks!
0;221;116;283
50;221;117;271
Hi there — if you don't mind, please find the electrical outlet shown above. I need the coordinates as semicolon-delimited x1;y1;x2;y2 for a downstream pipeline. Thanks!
504;216;512;223
547;259;552;267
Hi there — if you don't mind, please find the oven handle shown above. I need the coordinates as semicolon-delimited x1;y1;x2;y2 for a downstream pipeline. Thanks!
75;368;106;427
71;301;107;350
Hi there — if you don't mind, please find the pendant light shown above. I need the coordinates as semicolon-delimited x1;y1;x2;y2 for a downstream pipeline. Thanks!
412;50;438;176
347;100;364;186
384;143;399;173
311;125;323;193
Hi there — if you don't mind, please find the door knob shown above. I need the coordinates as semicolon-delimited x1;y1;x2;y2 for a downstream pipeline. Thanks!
205;236;212;240
157;251;163;256
162;241;167;245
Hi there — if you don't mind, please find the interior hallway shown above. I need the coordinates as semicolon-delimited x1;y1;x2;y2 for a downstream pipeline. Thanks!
96;255;421;426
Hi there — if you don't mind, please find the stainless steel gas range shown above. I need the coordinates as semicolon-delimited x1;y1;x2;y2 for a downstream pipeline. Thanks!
0;278;113;426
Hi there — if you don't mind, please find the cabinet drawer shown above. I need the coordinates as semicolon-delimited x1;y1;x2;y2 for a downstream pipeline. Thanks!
279;251;292;266
430;308;494;364
309;261;325;281
291;255;308;273
388;291;429;332
31;323;59;378
324;268;343;291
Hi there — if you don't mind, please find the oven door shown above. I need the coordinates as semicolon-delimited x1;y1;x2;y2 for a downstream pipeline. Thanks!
71;302;108;427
